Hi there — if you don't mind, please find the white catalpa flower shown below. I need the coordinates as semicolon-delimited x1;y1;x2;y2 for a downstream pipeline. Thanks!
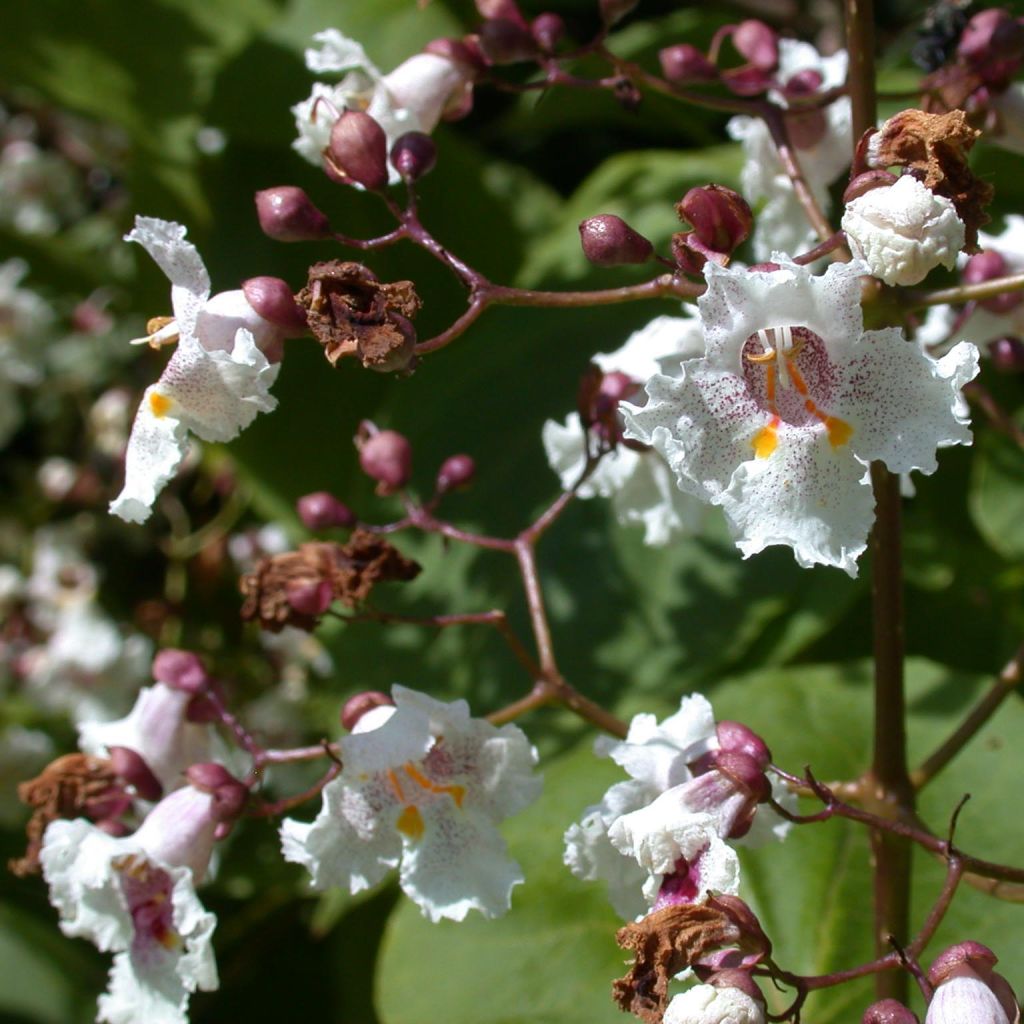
40;785;220;1024
664;983;766;1024
727;41;852;260
281;685;541;922
292;29;471;184
542;315;707;545
623;258;979;575
110;218;283;523
842;176;965;286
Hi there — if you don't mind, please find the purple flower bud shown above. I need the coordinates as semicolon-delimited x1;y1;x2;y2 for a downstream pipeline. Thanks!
676;185;753;255
390;132;438;182
359;428;413;492
476;0;527;26
989;336;1024;372
659;43;718;84
286;579;334;617
957;9;1024;68
425;37;487;78
716;720;771;767
712;750;771;803
185;763;249;823
297;491;356;530
478;17;538;64
929;942;1000;987
964;250;1023;314
152;649;209;695
579;214;654;266
731;20;779;71
242;277;308;335
863;999;920;1024
254;186;331;242
531;13;565;53
341;690;395;731
436;454;477;493
781;71;829;149
328;111;389;191
600;0;639;26
722;65;773;96
108;746;164;803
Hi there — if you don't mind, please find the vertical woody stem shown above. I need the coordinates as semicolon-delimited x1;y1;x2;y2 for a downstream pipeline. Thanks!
845;0;913;1001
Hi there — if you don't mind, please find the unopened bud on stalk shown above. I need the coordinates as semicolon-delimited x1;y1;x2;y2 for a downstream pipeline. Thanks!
390;132;438;182
478;17;538;64
731;20;778;71
715;720;771;768
863;1000;920;1024
579;214;654;266
782;69;828;149
659;44;718;83
359;428;413;492
152;649;209;695
242;277;308;334
531;12;565;53
964;250;1023;314
254;186;331;241
341;690;396;731
425;37;487;78
676;185;753;256
297;491;356;530
436;454;476;493
108;747;163;803
989;336;1024;372
185;763;249;822
328;111;390;191
600;0;639;26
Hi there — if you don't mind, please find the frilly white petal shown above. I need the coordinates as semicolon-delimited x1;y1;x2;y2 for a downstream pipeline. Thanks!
304;29;378;76
664;984;765;1024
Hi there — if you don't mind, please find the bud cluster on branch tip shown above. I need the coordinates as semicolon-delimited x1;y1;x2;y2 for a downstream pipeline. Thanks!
297;491;356;530
926;942;1020;1024
326;111;389;191
579;215;653;266
254;186;331;241
964;249;1024;314
435;454;476;493
673;185;753;271
340;689;395;731
863;999;920;1024
357;425;413;494
152;648;209;695
390;132;437;182
241;277;308;336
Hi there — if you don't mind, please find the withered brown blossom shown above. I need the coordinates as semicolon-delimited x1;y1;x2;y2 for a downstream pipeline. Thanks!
296;261;422;372
10;754;121;877
867;109;993;249
240;531;421;632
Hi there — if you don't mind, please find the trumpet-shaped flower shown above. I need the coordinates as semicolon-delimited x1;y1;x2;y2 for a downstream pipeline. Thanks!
40;785;221;1024
542;316;706;545
281;685;541;922
110;218;282;523
623;258;979;575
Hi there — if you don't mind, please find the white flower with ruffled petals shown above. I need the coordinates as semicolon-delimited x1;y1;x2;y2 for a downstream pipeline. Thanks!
664;983;766;1024
40;786;220;1024
543;316;707;545
623;258;979;575
110;218;282;523
292;29;470;184
727;41;851;260
281;685;541;922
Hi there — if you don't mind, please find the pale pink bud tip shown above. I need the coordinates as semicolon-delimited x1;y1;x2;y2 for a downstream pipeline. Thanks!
254;186;331;241
359;429;413;492
716;720;771;767
531;13;564;52
579;215;654;266
863;999;920;1024
990;337;1024;372
929;942;999;987
242;276;308;335
709;969;766;1006
391;132;438;183
152;649;209;695
108;746;164;803
328;112;389;191
659;44;718;84
297;491;356;530
436;454;476;493
341;690;395;731
731;20;779;70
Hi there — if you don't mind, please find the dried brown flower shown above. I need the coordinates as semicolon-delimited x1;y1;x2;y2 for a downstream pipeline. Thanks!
334;528;421;606
10;754;122;877
297;261;422;372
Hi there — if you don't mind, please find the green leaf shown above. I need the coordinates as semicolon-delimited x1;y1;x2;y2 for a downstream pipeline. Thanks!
970;422;1024;559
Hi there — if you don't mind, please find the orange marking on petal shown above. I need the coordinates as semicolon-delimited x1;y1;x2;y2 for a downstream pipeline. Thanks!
751;415;780;459
403;763;466;808
824;416;853;448
386;768;406;802
788;362;809;395
149;392;173;418
396;804;424;841
765;364;776;408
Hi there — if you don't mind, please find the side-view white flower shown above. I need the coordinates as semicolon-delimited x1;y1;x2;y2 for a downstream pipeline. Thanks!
292;29;471;184
281;685;541;922
110;218;283;524
623;258;979;575
542;315;707;546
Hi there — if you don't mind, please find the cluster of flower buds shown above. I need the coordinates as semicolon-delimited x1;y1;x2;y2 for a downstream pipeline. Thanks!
659;20;778;95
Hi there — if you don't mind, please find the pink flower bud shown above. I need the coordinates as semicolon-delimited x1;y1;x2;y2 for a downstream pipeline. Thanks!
863;999;920;1024
108;746;164;802
929;942;999;987
659;44;718;83
242;277;308;335
712;750;771;803
579;214;654;266
731;20;779;71
716;720;771;767
436;454;476;493
989;336;1024;372
600;0;639;26
359;429;413;492
722;65;773;96
341;690;395;731
478;17;538;64
781;70;829;149
254;186;331;241
185;693;220;724
676;185;753;255
957;9;1024;68
425;37;487;78
475;0;527;26
964;250;1023;314
286;579;334;617
152;649;209;695
390;132;438;182
531;12;565;53
297;491;356;530
185;764;249;824
328;111;389;191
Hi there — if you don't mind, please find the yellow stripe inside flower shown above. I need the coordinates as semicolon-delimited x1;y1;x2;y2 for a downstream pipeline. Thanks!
396;804;425;840
149;392;173;418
